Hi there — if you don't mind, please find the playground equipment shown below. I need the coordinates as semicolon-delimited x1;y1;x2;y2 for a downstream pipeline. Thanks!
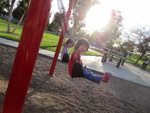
2;0;52;112
49;0;73;75
1;0;72;113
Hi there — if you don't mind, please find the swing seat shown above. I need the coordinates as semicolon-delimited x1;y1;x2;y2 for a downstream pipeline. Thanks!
62;53;69;63
72;62;84;78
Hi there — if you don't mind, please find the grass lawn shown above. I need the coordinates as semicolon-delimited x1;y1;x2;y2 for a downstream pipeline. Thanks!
0;18;99;56
126;56;150;71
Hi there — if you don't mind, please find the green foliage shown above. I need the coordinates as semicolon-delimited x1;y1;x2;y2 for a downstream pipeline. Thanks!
0;0;9;16
48;21;60;33
12;8;24;20
18;0;30;11
2;0;10;12
119;41;134;53
142;54;150;61
48;12;61;33
126;56;150;72
2;11;7;16
0;3;4;15
15;0;30;21
53;12;62;26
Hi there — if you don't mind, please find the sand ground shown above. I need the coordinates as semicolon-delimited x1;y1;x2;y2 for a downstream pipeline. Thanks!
0;45;150;113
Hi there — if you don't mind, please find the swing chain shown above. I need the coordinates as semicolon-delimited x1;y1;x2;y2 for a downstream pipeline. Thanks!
57;0;73;39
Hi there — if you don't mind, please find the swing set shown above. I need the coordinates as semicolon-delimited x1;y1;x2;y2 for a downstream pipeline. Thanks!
2;0;113;112
55;0;85;77
1;0;75;113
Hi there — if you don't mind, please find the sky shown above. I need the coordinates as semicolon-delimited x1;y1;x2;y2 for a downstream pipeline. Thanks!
14;0;150;34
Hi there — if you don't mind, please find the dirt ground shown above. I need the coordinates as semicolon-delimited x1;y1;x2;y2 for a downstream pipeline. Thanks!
0;44;150;113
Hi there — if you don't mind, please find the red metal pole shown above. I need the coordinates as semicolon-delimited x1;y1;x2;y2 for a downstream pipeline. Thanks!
2;0;52;113
49;0;73;75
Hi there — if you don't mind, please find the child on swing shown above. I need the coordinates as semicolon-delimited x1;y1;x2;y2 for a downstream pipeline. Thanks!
68;38;111;84
61;39;75;62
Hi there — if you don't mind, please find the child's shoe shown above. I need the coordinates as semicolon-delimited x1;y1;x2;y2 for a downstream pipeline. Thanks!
102;72;111;83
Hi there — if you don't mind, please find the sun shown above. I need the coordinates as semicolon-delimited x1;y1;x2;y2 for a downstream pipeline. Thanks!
85;4;112;33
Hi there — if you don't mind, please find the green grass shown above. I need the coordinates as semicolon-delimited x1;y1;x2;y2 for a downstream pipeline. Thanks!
0;18;99;56
125;56;150;72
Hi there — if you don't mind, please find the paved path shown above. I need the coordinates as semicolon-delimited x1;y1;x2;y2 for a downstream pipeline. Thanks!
0;37;150;87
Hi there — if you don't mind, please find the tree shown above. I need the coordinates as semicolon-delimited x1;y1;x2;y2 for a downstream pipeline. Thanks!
7;0;16;33
0;0;9;16
0;1;4;15
71;0;99;36
49;21;60;34
2;0;10;12
48;12;61;30
12;7;24;20
90;30;106;49
48;12;62;34
53;12;62;26
2;11;7;17
11;0;30;33
102;9;123;49
91;30;99;42
121;41;134;52
77;29;87;37
1;0;16;32
124;25;150;65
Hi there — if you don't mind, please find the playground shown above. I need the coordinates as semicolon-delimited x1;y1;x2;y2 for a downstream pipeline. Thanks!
0;44;150;113
1;0;150;112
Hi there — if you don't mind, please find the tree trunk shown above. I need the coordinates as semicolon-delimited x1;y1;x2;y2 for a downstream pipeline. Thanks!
72;20;78;36
129;53;131;58
56;30;59;35
70;29;73;38
7;0;16;33
11;11;26;33
134;52;145;65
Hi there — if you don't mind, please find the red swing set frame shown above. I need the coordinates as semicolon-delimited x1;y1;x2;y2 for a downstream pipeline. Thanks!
2;0;73;113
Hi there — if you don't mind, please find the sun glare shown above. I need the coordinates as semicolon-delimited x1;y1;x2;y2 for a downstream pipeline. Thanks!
50;0;150;34
85;4;112;33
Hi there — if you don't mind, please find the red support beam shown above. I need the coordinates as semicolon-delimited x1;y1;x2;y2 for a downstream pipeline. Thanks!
49;0;73;75
2;0;52;113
